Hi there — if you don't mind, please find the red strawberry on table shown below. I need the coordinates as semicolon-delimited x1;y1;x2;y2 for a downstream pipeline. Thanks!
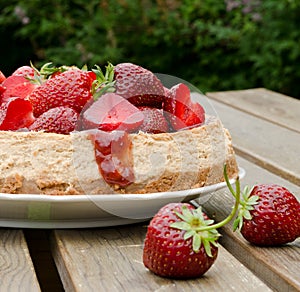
143;203;219;278
28;68;94;117
137;106;169;134
233;184;300;246
114;63;165;108
0;97;35;130
79;92;144;132
164;83;205;131
29;106;79;134
143;166;241;278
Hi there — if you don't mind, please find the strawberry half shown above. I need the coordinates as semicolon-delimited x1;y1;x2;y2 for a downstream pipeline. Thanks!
28;68;94;117
1;75;38;103
114;63;165;108
29;106;79;134
137;106;169;134
163;83;205;131
0;97;35;130
233;184;300;246
0;71;6;83
79;92;144;132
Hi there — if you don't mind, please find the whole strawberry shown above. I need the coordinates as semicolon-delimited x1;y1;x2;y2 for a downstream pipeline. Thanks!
28;68;94;117
12;65;35;78
143;166;241;279
138;106;169;134
29;106;78;134
143;203;219;278
233;184;300;246
114;63;165;108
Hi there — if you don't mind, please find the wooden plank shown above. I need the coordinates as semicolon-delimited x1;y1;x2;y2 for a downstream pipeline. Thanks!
24;229;65;292
51;225;271;292
202;156;300;292
206;88;300;133
0;229;41;292
207;99;300;186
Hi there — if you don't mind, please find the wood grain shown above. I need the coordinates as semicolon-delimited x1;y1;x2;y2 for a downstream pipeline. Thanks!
201;156;300;292
207;98;300;186
51;225;271;292
206;88;300;133
0;229;40;291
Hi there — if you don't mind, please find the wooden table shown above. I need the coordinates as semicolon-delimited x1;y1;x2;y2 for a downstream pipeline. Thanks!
0;88;299;292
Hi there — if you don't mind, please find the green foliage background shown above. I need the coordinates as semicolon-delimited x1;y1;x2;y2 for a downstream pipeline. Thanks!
1;0;300;98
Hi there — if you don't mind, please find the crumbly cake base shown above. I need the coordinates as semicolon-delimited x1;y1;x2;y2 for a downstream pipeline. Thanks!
0;116;238;195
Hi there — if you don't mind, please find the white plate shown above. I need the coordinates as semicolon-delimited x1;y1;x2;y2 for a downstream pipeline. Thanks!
0;168;245;228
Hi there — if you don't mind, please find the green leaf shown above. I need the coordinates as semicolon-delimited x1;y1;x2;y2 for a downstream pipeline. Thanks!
192;233;201;252
170;221;190;231
233;217;240;231
181;205;194;221
243;210;252;220
248;195;259;205
202;239;213;257
184;230;196;240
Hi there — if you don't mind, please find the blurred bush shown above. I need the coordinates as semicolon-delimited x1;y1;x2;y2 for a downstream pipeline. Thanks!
0;0;299;98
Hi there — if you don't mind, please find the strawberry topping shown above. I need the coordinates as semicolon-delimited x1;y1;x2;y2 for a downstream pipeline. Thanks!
29;69;93;117
164;83;205;131
91;130;134;187
0;97;35;130
12;66;35;78
1;75;38;103
114;63;165;108
80;93;144;132
0;71;6;83
138;106;169;134
29;106;79;134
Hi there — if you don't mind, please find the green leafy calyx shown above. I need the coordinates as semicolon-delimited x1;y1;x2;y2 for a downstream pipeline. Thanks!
92;62;116;99
232;186;259;231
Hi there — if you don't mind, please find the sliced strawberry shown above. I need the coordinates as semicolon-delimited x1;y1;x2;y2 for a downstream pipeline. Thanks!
80;93;144;132
0;71;6;83
114;63;165;108
29;106;78;134
1;75;38;103
137;106;169;134
28;69;93;117
164;83;205;131
0;85;5;97
12;66;35;78
91;130;134;187
0;97;35;130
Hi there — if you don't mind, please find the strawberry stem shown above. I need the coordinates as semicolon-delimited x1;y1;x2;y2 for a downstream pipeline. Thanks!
195;165;240;232
170;165;241;256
